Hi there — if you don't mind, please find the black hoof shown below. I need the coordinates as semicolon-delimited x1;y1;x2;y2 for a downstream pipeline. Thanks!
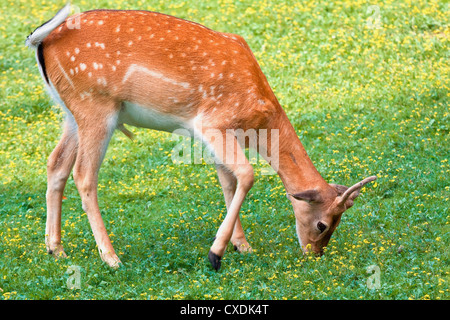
208;250;222;271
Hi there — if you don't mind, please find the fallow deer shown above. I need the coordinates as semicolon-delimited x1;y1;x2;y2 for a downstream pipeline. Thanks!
26;4;376;270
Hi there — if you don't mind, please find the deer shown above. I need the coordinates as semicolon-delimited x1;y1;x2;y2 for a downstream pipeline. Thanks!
26;4;376;270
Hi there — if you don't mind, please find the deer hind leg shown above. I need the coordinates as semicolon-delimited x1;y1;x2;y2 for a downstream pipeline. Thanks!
216;164;252;253
70;100;121;268
199;129;254;270
46;118;78;258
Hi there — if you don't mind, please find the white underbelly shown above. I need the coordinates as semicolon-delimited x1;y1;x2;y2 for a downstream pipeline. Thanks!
119;101;191;133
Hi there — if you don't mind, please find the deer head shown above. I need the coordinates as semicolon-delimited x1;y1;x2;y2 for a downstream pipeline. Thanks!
288;176;377;255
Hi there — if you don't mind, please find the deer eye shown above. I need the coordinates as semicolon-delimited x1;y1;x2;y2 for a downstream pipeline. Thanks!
317;221;327;233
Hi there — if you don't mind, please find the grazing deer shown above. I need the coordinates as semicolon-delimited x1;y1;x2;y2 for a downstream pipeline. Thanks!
26;5;376;270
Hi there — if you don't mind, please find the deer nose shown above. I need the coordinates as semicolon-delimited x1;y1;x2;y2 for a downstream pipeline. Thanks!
301;243;324;256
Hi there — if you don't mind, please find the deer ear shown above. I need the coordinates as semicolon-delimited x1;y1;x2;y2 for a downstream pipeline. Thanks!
330;184;348;196
331;184;360;208
289;190;322;203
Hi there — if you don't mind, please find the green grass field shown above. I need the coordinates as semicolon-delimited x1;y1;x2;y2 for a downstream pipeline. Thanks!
0;0;448;300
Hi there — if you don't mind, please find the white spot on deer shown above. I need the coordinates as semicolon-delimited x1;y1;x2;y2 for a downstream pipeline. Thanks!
218;73;223;79
97;77;107;86
222;60;227;65
116;51;121;56
75;67;79;74
116;60;121;65
70;56;76;62
98;43;105;49
66;51;70;57
69;69;74;75
115;25;121;32
137;35;142;41
93;62;99;70
79;63;87;71
111;65;117;72
149;34;154;39
74;48;80;54
129;28;134;32
86;42;91;48
98;20;104;25
88;72;92;78
128;41;133;46
230;73;234;78
169;53;174;59
80;91;91;99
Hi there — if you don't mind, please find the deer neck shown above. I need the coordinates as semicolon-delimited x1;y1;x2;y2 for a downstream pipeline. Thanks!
268;110;329;194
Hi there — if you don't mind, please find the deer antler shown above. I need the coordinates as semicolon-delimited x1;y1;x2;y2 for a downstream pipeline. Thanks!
339;175;377;205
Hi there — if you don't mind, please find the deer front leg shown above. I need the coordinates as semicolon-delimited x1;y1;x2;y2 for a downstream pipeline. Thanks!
46;118;78;259
216;164;252;253
72;105;121;268
203;130;254;270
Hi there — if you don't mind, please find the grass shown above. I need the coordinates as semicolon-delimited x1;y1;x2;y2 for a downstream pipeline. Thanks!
0;0;448;300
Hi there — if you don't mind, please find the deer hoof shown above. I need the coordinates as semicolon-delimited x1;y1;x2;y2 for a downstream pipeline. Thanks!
232;241;253;253
100;251;122;269
208;250;222;271
47;244;67;259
